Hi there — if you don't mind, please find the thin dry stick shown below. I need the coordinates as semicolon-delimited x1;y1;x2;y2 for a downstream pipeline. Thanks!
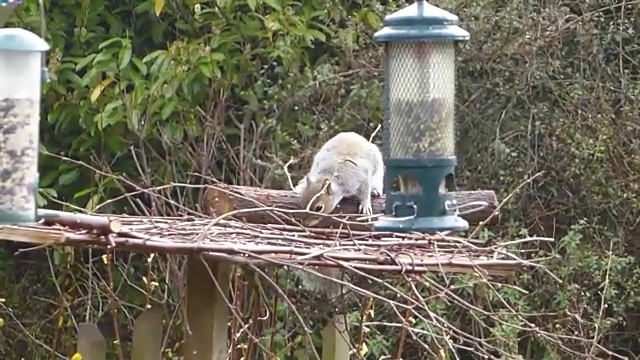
355;297;374;359
248;265;321;360
395;298;413;359
144;253;155;308
50;305;62;359
259;269;280;357
283;157;296;191
244;273;264;360
589;240;613;356
104;251;125;360
369;124;381;143
469;171;544;239
229;269;241;359
198;258;275;357
0;302;67;359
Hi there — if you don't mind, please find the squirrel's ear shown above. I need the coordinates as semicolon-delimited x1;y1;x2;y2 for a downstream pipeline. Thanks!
322;178;333;195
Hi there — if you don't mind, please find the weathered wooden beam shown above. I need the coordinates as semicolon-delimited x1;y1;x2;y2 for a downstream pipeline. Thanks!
201;183;499;228
322;315;350;360
38;209;122;234
76;322;107;360
131;307;164;360
184;255;231;360
0;2;19;28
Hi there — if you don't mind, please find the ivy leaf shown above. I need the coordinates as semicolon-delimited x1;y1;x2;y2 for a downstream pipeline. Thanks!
154;0;165;16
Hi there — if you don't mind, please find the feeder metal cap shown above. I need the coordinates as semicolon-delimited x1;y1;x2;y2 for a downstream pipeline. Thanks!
0;27;49;52
373;1;470;43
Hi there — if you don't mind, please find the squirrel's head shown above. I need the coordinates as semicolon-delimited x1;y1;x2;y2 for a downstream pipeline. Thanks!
299;176;340;227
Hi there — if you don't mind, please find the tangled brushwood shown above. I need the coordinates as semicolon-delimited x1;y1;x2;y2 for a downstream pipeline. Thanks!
0;180;615;359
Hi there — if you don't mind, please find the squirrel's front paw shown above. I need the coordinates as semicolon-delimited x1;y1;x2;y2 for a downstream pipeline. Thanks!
371;189;381;197
358;201;373;216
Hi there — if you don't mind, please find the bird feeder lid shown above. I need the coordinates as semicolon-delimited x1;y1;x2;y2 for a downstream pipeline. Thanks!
373;1;470;43
0;28;49;52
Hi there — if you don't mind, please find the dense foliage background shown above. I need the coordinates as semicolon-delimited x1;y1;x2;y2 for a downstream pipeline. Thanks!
1;0;639;358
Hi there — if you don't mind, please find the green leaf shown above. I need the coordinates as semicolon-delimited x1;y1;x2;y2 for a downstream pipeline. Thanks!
93;51;116;65
305;29;326;42
119;45;133;70
199;64;213;78
212;65;221;78
40;188;58;198
131;58;148;75
73;188;94;199
75;54;97;71
36;192;47;207
247;0;257;11
98;38;123;50
161;101;177;120
104;99;124;113
365;11;382;29
58;169;80;186
85;194;102;212
264;0;281;10
241;90;258;107
59;70;84;87
142;50;166;64
210;52;226;61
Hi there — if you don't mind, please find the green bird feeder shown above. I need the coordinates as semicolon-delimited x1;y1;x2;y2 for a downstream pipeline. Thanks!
0;28;49;224
372;0;470;233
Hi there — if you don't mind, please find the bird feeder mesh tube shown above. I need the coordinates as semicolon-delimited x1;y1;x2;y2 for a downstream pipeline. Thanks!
385;41;456;159
0;50;43;223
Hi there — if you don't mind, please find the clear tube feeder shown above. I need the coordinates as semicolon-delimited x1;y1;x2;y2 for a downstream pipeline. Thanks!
0;28;49;224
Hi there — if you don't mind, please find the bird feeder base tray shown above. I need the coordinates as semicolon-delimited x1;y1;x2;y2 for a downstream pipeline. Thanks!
373;214;469;233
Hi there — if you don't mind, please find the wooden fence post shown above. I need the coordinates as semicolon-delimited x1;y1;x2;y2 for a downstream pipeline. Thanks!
183;255;232;360
322;314;350;360
131;307;165;360
76;322;106;360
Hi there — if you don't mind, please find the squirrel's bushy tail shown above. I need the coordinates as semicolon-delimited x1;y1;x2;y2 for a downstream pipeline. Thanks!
293;267;349;298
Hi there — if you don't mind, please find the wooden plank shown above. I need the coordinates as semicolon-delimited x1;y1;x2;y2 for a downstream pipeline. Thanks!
0;225;64;244
321;315;350;360
183;255;231;360
131;307;164;360
76;322;107;360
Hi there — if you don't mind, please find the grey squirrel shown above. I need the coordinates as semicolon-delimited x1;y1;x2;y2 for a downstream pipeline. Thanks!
294;131;384;226
293;131;384;297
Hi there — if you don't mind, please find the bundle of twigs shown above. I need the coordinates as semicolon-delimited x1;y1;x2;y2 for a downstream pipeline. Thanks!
0;209;550;277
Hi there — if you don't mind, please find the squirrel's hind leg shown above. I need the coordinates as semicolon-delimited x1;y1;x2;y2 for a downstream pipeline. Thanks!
356;182;373;216
370;164;384;198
